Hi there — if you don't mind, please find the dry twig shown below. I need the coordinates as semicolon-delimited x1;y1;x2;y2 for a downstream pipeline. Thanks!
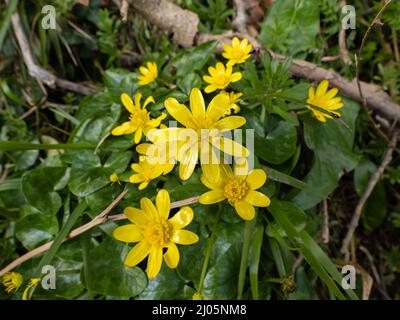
340;133;398;259
322;199;330;244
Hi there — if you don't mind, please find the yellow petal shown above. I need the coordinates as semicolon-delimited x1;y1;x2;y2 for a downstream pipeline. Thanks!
164;243;180;268
124;241;151;267
244;190;271;207
164;97;194;128
211;136;249;157
147;247;163;279
134;128;143;144
124;207;148;225
308;86;315;100
171;230;199;245
200;173;224;190
215;116;246;131
234;201;255;220
204;84;216;93
199;190;225;204
129;174;144;183
139;180;150;190
179;144;199;181
324;88;338;100
169;206;194;229
316;80;329;96
246;169;267;190
156;189;170;219
143;96;155;109
112;122;135;136
190;88;206;118
230;72;242;82
121;93;135;113
206;92;231;122
140;197;158;220
113;225;143;243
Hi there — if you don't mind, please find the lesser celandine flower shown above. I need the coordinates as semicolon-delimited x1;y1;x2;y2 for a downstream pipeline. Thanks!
113;189;199;279
112;93;166;144
1;272;23;293
222;92;242;116
199;162;271;220
138;61;158;85
22;278;40;300
129;156;173;190
306;80;344;123
222;37;252;66
152;88;248;182
203;62;242;93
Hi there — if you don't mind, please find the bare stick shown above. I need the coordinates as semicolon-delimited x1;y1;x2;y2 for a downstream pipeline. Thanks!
340;133;398;259
0;192;199;276
321;199;330;244
354;0;393;144
9;3;95;95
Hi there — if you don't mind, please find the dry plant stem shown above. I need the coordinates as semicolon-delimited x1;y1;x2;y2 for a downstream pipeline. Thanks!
130;0;400;124
9;3;95;95
340;133;398;259
338;0;352;65
392;28;400;63
0;192;199;276
322;199;330;244
354;0;393;145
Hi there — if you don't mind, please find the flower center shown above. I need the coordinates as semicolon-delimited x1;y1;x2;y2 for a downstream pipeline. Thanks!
143;219;171;246
224;178;248;203
231;50;244;60
214;72;230;86
130;109;150;128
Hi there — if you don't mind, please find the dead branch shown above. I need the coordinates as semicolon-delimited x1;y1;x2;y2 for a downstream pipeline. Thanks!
338;0;352;65
322;199;330;244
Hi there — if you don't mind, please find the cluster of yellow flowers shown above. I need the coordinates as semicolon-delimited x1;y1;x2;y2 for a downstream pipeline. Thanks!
108;37;273;280
1;272;40;299
107;37;345;281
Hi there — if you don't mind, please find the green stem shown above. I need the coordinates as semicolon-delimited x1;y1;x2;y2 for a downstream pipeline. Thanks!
237;218;256;300
197;208;221;294
0;141;95;151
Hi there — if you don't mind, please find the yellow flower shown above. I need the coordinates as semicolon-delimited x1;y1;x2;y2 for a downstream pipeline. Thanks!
138;61;158;85
192;292;202;300
150;88;248;182
113;189;199;279
22;278;40;300
203;62;242;93
222;92;242;116
199;162;270;220
110;172;121;185
222;37;252;66
306;80;344;122
1;272;23;293
112;93;166;144
129;156;174;190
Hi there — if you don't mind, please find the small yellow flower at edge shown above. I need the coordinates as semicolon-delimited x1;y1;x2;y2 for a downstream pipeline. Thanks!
306;80;344;123
222;92;243;116
138;61;158;85
113;189;199;279
111;93;166;144
222;37;252;67
203;62;242;93
1;272;23;293
199;162;271;220
129;156;174;190
110;172;121;185
22;278;40;300
192;292;203;300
